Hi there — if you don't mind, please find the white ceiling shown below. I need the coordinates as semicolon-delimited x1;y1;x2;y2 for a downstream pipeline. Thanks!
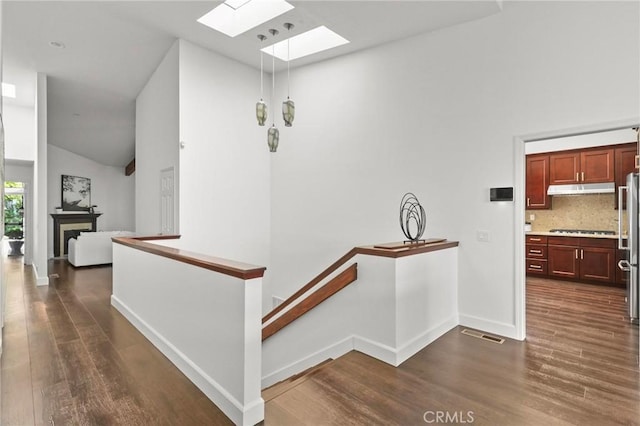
2;0;502;167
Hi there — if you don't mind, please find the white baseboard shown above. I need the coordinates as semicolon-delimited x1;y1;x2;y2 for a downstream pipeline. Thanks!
261;336;354;389
111;295;264;426
458;314;517;340
32;267;49;286
352;336;398;365
263;315;459;388
395;315;459;365
352;315;458;367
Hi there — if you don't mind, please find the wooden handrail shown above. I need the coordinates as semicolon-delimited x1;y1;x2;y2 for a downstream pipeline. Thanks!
263;248;358;323
262;240;458;324
112;236;266;280
262;263;358;341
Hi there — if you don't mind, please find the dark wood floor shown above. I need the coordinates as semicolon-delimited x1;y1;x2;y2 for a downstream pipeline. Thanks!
1;257;233;425
264;277;639;425
2;259;639;425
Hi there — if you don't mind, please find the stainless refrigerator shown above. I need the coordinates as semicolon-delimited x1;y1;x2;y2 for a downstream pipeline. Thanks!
618;172;639;324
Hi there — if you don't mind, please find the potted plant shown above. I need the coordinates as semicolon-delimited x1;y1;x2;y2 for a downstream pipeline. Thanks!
4;193;25;255
4;226;24;256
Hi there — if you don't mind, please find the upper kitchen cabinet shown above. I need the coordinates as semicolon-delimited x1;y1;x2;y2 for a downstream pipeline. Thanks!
549;148;614;184
615;142;638;209
526;154;550;209
581;148;615;183
549;152;580;184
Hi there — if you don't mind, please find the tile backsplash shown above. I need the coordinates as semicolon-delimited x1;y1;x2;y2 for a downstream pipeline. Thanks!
526;194;628;233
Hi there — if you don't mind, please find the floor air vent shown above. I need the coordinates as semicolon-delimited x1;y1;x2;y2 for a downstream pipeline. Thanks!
461;328;505;344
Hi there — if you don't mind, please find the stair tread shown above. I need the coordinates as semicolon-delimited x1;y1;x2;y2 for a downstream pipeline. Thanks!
262;359;334;402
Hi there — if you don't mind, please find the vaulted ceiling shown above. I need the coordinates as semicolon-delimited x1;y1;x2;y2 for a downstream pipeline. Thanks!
2;1;502;167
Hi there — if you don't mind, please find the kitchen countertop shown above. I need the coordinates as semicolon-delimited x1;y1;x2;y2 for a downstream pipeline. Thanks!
526;231;626;240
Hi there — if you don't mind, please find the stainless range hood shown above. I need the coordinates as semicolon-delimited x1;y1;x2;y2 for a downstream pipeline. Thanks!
547;182;615;196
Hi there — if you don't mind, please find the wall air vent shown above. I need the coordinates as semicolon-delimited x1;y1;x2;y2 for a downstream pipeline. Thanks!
461;328;505;344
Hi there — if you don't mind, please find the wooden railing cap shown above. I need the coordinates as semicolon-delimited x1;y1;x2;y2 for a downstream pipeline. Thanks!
112;236;266;280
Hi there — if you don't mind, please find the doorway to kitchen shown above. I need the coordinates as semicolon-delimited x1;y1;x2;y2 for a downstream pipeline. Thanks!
515;118;640;363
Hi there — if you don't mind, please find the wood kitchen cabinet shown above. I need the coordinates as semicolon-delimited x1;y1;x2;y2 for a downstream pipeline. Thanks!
580;245;616;283
549;152;580;184
525;235;548;275
526;154;550;209
548;239;580;279
581;148;615;183
615;142;637;210
549;148;614;185
547;236;616;284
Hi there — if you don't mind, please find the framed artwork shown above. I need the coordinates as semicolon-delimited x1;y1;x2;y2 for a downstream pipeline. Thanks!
61;175;91;211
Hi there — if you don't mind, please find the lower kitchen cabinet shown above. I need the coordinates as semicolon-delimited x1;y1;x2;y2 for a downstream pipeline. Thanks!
580;246;616;283
548;244;579;279
546;236;617;284
525;235;548;275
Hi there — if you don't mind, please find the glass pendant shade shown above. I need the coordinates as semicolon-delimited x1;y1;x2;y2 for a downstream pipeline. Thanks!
282;23;295;128
282;97;295;127
256;99;267;126
268;125;279;152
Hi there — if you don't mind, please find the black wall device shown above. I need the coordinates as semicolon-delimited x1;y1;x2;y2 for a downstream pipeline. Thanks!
490;187;514;202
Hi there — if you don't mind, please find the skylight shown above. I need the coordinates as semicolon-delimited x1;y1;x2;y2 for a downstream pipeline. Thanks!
262;26;349;61
197;0;294;38
2;82;16;98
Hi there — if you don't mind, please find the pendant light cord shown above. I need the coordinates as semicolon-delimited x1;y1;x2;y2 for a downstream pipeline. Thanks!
272;43;276;125
257;34;267;101
287;37;290;98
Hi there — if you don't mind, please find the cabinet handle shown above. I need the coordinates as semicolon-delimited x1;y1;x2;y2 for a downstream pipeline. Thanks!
581;249;584;260
529;265;542;270
527;197;530;207
530;238;541;242
576;172;579;181
530;249;542;254
575;249;578;259
581;171;585;181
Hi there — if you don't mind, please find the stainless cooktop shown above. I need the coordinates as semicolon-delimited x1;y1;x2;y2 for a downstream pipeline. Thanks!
549;229;616;235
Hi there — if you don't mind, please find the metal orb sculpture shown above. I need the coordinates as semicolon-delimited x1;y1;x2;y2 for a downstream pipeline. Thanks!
399;193;426;243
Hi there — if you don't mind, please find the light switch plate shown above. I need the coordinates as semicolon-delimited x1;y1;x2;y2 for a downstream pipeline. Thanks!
477;230;490;243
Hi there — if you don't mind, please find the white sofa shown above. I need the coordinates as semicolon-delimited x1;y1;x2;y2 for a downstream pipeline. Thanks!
68;231;135;267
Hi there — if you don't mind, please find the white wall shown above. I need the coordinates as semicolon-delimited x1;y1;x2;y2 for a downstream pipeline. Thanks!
177;40;271;270
47;144;135;258
135;40;179;235
33;73;48;285
263;247;458;387
3;104;35;161
112;242;263;426
269;1;640;338
526;128;637;154
0;0;4;356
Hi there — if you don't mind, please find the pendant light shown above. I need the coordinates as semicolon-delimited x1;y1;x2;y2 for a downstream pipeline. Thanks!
282;23;295;127
256;34;267;126
267;28;280;152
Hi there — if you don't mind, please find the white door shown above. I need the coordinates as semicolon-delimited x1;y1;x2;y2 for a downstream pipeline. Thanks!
160;167;175;235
